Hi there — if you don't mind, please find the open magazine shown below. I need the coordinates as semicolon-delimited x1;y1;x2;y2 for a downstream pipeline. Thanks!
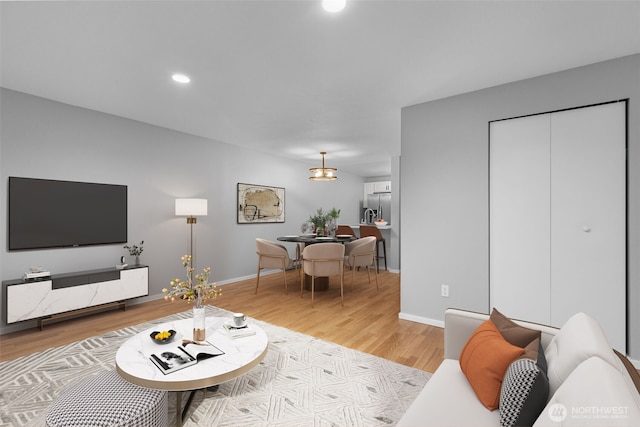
150;340;224;375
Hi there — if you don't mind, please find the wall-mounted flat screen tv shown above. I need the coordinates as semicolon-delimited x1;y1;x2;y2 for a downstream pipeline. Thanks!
8;177;127;250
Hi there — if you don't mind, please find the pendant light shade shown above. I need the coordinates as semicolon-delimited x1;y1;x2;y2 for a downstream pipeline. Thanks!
309;152;338;181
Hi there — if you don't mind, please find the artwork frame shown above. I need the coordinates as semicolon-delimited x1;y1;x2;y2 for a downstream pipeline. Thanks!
237;183;285;224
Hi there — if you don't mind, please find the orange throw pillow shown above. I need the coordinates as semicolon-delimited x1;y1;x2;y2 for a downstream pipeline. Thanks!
459;319;525;410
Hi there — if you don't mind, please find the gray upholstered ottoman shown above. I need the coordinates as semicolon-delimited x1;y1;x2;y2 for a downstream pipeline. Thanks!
45;369;168;427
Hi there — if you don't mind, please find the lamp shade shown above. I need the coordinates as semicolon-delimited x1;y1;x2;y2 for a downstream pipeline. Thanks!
175;198;208;216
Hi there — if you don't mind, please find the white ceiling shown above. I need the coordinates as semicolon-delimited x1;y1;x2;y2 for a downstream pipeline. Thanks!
2;1;639;177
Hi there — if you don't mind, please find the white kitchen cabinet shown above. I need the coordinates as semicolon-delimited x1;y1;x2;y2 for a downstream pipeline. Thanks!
489;102;626;351
364;181;391;197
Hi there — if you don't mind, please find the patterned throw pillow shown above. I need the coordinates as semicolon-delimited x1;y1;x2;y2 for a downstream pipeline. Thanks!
499;358;549;427
493;309;550;427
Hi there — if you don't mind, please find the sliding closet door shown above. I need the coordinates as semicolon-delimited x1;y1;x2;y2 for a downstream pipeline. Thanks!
550;102;626;351
489;114;551;324
490;102;626;352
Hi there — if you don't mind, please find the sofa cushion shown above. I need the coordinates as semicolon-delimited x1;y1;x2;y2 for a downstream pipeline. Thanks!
460;319;525;410
397;359;500;427
544;312;618;395
614;349;640;395
491;308;542;348
533;356;640;427
500;357;549;427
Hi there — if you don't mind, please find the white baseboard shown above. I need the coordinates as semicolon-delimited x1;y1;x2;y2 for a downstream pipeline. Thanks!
629;357;640;369
398;311;444;329
216;272;263;285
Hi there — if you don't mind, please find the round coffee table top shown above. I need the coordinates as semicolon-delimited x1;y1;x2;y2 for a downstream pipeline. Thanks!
116;316;268;391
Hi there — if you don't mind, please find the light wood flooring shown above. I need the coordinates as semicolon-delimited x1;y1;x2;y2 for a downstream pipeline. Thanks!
0;268;444;373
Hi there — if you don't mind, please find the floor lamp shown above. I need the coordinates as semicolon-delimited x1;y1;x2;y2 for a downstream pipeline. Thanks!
175;198;208;274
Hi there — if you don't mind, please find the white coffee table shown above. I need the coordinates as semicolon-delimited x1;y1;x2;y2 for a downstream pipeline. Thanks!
116;316;268;426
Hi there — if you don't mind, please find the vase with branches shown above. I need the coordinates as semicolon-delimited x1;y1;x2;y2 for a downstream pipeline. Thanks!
163;255;222;340
327;208;340;237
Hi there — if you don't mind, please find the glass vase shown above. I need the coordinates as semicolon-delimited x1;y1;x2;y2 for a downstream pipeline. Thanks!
193;306;206;341
327;217;337;237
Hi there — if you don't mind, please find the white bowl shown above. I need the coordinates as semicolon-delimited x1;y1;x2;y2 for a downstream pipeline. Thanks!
375;221;388;226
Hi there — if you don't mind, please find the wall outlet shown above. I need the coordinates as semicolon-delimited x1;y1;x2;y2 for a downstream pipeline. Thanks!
441;284;449;298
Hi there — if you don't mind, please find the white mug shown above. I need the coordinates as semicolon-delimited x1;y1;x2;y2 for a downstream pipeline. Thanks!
233;313;247;327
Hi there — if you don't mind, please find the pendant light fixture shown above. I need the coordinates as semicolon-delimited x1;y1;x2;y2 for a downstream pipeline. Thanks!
309;151;338;181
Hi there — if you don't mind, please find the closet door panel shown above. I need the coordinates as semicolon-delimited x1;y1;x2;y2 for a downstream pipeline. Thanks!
550;102;626;351
490;114;551;324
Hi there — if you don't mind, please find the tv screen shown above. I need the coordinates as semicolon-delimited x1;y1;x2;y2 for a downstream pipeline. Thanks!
8;177;127;250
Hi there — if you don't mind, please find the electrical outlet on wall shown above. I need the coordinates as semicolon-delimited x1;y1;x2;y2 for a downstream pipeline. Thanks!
441;284;449;298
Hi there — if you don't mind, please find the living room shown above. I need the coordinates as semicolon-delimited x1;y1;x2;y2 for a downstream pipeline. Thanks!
1;1;640;426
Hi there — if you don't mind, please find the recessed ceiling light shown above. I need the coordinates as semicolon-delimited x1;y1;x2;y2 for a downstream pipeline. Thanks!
322;0;346;13
171;73;191;84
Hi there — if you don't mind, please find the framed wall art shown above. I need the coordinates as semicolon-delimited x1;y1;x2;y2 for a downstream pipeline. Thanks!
237;183;285;224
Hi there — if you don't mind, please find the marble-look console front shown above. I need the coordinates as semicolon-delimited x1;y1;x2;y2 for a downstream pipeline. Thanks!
3;265;149;327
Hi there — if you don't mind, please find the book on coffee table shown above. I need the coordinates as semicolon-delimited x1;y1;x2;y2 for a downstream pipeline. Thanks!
150;340;224;375
223;323;257;339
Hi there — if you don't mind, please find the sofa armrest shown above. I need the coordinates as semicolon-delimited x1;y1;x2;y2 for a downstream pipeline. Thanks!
444;308;560;360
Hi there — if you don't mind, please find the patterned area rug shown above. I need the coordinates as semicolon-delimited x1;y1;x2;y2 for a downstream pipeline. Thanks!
0;306;430;426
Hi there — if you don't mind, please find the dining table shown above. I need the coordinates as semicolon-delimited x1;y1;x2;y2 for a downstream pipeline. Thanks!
277;234;357;291
276;234;357;245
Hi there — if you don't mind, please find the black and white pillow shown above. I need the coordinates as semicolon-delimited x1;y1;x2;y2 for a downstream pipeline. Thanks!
499;358;549;427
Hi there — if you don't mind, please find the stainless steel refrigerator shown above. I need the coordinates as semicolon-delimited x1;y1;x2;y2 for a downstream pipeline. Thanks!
363;192;391;224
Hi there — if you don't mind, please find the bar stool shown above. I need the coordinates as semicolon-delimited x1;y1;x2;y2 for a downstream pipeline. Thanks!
359;225;387;272
336;225;356;236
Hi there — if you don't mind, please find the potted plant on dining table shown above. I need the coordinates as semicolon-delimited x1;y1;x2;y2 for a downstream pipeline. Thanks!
308;208;329;236
308;207;341;237
327;207;340;237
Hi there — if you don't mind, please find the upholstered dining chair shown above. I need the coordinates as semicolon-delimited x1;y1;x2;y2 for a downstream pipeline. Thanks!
255;238;295;294
336;225;356;236
300;243;345;307
358;225;387;272
343;236;379;290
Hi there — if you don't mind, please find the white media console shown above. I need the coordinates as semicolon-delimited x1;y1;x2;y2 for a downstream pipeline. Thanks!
3;265;149;329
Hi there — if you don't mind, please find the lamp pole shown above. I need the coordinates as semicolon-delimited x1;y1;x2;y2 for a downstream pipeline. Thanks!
188;216;196;276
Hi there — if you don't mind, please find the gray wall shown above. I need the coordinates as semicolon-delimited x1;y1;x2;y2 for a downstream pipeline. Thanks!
400;54;640;359
0;88;364;334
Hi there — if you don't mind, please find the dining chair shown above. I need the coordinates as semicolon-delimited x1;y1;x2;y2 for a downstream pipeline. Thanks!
336;225;356;237
343;236;379;290
300;243;345;307
255;238;295;294
358;225;387;272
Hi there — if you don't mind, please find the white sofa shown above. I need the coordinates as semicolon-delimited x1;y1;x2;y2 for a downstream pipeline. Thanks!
398;308;640;427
